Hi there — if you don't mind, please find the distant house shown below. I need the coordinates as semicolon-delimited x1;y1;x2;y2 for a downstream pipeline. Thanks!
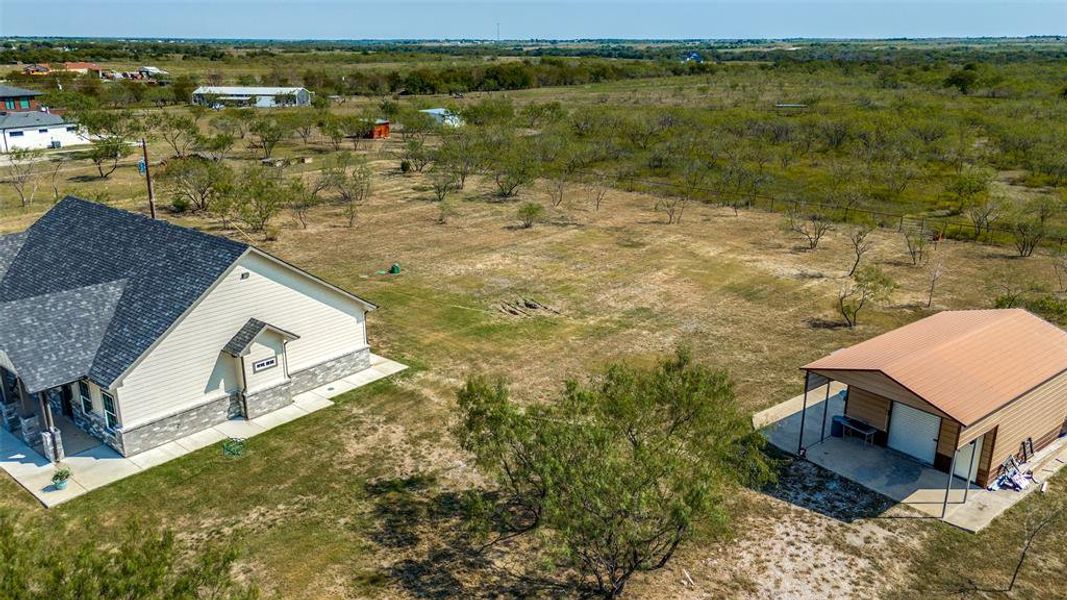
192;86;313;108
419;108;463;127
0;85;43;112
683;51;704;63
23;64;52;76
61;62;102;76
0;197;378;462
0;111;88;153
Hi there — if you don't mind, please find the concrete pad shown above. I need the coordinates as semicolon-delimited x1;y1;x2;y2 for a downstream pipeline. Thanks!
0;353;408;507
293;391;333;412
760;385;1067;532
127;441;187;470
212;418;266;439
308;378;358;399
250;403;308;431
173;427;228;453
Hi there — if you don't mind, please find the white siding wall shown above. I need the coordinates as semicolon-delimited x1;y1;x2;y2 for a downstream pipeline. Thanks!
3;125;89;152
243;335;288;393
115;251;368;428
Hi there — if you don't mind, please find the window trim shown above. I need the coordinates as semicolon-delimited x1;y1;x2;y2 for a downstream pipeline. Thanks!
101;391;118;430
77;381;93;414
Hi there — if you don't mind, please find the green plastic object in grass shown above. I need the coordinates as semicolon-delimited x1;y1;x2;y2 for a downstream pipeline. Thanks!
222;437;246;458
389;263;401;274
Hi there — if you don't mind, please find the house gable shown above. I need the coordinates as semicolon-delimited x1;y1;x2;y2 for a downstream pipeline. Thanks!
114;250;370;428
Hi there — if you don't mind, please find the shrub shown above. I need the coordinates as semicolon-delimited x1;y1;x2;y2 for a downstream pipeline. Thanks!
517;202;545;228
170;196;191;213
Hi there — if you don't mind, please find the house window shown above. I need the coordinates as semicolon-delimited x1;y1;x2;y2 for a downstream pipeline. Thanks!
38;129;48;134
66;126;77;132
19;99;30;109
78;381;93;414
8;131;23;137
252;356;277;373
3;100;13;110
101;392;118;429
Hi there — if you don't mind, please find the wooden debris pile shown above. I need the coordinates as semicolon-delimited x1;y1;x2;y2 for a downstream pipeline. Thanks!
499;298;561;317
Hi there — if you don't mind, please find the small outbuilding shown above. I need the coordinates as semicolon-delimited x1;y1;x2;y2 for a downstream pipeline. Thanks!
419;108;462;127
801;309;1067;489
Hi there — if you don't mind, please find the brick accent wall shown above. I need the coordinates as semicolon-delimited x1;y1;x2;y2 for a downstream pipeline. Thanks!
119;394;235;456
290;347;371;394
244;383;291;419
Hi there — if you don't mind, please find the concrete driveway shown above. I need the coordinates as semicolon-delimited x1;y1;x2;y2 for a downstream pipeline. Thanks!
756;383;1067;532
0;353;406;508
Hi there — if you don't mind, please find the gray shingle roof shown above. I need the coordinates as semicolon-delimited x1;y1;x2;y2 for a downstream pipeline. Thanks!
223;318;299;357
0;197;248;392
0;85;43;98
0;281;125;394
0;232;28;280
0;111;67;131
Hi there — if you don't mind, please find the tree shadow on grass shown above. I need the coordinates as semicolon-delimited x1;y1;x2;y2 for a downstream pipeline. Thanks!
363;475;573;599
759;448;895;523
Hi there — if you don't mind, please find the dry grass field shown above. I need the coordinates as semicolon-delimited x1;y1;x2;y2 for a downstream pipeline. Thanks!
3;130;1067;598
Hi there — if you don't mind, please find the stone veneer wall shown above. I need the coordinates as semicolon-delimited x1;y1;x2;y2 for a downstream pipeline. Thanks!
120;347;371;456
66;387;126;455
119;393;240;456
244;348;370;418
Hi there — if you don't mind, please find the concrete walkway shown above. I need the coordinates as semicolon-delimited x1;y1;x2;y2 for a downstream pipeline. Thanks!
758;384;1067;532
0;354;406;508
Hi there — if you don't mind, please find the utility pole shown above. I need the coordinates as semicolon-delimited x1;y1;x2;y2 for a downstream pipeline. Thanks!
141;138;156;219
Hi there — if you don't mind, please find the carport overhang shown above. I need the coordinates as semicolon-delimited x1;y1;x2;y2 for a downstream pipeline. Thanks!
797;367;978;517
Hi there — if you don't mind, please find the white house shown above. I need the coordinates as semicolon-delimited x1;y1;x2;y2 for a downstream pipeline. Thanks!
0;111;88;153
0;197;377;461
419;108;463;127
191;86;313;108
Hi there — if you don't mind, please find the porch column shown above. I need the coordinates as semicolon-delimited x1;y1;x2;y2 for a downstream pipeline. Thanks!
818;381;831;443
37;392;54;431
963;439;977;503
37;391;64;462
941;450;957;518
797;371;810;456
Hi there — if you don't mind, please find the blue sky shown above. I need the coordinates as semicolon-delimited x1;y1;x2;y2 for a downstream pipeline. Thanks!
2;1;1065;40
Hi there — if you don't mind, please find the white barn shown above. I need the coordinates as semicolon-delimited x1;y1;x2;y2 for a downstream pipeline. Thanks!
191;86;313;108
0;197;378;461
0;111;88;153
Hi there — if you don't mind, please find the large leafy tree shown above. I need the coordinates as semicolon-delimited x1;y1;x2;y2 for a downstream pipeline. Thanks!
455;348;773;598
157;156;234;213
78;110;137;179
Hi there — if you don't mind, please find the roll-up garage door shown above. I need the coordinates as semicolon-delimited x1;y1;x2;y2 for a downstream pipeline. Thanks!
887;402;941;464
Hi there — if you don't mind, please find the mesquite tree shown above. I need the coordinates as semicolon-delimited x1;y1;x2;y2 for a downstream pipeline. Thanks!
455;348;772;598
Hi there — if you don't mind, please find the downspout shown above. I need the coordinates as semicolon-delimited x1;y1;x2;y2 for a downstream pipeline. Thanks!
237;355;249;418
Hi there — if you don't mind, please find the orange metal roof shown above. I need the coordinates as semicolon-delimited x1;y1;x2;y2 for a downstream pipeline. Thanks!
803;309;1067;426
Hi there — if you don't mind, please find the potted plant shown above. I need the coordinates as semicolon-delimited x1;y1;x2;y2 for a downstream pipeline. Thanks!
52;465;72;490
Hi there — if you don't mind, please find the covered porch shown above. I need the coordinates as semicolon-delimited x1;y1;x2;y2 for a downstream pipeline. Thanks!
756;382;1067;532
0;365;119;462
